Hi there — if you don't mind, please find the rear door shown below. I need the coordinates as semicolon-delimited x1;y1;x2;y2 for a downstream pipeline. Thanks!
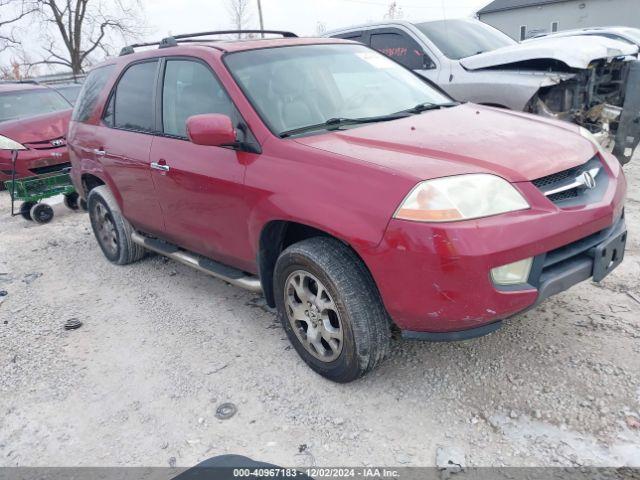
148;57;258;268
94;59;164;236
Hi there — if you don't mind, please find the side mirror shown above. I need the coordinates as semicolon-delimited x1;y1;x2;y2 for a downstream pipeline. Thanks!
186;114;237;147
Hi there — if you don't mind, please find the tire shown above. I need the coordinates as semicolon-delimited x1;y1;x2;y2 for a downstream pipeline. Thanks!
79;198;88;212
30;203;54;224
87;185;145;265
274;237;390;383
19;201;36;221
63;192;80;210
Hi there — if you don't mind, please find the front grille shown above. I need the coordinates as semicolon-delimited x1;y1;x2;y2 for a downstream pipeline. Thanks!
547;188;579;203
532;164;585;189
29;162;70;175
532;156;606;206
24;137;67;150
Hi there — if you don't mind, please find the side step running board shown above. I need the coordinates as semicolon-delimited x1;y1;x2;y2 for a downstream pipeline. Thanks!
131;232;262;293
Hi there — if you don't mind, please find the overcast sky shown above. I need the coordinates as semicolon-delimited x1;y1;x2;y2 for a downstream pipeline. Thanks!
144;0;490;39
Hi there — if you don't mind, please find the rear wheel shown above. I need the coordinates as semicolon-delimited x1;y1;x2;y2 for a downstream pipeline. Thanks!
274;237;390;383
87;186;145;265
19;201;36;221
30;203;54;224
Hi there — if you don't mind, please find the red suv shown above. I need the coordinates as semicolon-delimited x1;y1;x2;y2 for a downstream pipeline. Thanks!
68;31;627;382
0;82;73;183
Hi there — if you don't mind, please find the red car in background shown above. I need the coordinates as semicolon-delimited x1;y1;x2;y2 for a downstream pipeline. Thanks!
0;82;72;184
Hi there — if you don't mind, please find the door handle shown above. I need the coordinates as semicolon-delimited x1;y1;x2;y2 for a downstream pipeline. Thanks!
150;162;170;172
94;149;106;156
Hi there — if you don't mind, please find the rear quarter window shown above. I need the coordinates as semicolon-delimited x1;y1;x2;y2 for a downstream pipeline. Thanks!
72;65;115;123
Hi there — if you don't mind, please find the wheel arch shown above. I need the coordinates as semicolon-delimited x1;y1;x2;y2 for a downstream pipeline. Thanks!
81;173;105;194
258;220;382;309
79;171;124;210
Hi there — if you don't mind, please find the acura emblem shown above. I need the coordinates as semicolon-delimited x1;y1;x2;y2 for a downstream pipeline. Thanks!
51;139;64;147
581;171;596;189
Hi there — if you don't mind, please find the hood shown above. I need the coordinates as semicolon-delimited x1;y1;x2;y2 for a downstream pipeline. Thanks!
0;109;72;145
294;104;597;183
460;36;638;71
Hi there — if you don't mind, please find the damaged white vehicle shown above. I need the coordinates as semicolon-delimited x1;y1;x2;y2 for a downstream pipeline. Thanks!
327;18;640;164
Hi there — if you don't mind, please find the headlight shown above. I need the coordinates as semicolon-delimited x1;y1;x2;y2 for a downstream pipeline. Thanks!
0;134;26;151
579;126;605;154
394;174;530;222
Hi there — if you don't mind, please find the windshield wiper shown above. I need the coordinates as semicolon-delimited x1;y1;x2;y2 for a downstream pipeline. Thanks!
405;101;460;114
279;113;410;138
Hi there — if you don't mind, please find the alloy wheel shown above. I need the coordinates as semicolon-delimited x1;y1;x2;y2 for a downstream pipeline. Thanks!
284;270;343;362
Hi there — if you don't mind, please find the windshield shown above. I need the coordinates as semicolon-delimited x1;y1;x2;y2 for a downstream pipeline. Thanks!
415;19;516;60
54;85;83;104
224;44;451;136
0;88;71;122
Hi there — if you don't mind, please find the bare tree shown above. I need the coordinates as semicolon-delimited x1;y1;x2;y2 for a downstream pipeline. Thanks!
0;50;39;79
0;0;37;54
384;1;403;20
28;0;144;75
315;21;327;36
226;0;253;38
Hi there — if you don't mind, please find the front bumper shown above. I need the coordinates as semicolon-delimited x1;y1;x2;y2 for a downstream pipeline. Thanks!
401;213;627;340
0;147;70;182
362;153;627;336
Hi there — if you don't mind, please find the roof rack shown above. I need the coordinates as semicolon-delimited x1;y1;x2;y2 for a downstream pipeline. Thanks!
119;30;298;56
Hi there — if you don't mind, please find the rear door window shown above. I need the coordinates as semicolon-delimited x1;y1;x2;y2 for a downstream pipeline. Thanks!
72;65;115;123
106;60;158;132
370;30;432;70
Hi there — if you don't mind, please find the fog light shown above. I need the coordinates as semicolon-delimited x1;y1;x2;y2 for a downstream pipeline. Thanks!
491;258;533;285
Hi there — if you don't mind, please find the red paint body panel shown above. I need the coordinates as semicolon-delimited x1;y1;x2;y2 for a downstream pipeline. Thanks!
364;153;626;331
295;104;595;183
148;136;252;270
68;40;628;334
0;109;71;181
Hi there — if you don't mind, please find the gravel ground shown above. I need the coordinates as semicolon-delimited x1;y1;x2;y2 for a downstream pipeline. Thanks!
1;154;639;468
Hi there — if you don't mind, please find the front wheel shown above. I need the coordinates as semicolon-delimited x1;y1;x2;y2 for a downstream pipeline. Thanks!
274;237;390;383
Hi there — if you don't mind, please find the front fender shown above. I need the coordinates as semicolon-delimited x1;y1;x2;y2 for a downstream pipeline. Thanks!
442;68;572;111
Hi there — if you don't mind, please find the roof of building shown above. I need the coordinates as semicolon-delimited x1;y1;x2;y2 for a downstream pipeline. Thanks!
477;0;571;15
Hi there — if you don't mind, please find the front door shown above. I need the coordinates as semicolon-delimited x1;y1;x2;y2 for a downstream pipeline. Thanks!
149;58;256;269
